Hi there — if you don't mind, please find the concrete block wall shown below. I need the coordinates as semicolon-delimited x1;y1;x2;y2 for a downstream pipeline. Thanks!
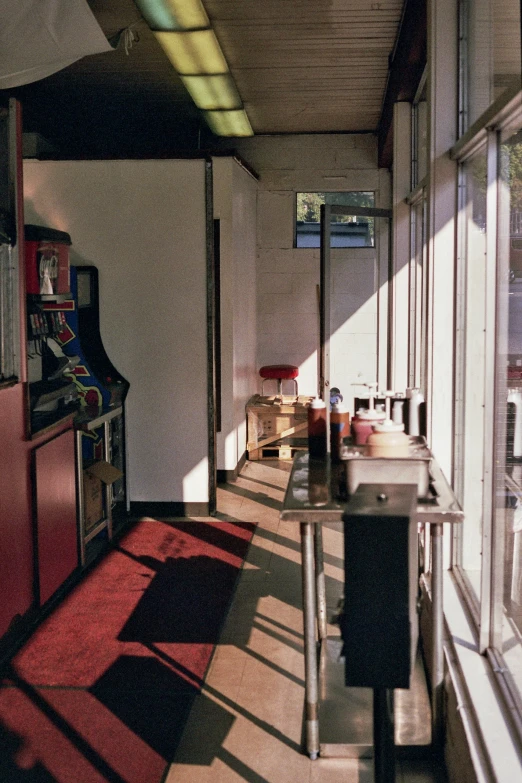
227;134;390;399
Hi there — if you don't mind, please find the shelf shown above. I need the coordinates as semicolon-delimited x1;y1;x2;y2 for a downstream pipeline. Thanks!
27;292;72;304
318;638;431;758
84;517;110;544
74;405;123;431
30;407;77;439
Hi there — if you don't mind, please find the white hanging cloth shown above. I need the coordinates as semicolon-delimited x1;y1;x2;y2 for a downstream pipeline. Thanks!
0;0;112;89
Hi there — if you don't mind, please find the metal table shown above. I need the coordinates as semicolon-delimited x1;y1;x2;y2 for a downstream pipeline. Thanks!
280;451;464;759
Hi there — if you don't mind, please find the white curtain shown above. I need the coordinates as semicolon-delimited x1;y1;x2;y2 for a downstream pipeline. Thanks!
0;0;112;89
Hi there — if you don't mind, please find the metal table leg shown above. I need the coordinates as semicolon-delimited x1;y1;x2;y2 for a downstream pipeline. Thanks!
430;522;444;747
373;688;395;783
314;523;328;640
301;521;320;759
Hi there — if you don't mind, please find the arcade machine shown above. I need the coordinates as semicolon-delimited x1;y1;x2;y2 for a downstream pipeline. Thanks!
26;225;130;564
26;225;80;433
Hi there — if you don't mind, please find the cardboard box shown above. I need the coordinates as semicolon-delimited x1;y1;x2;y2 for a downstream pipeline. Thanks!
83;460;124;532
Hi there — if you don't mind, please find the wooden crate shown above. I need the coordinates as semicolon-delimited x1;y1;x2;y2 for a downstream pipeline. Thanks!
246;394;312;458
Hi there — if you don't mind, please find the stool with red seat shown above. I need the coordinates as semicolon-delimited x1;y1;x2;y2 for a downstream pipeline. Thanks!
259;364;299;397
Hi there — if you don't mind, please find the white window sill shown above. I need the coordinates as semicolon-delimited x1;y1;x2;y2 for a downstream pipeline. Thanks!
443;571;522;782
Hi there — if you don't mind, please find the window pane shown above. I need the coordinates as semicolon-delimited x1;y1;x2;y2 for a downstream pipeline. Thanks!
496;127;522;701
409;195;427;389
463;0;521;131
295;192;375;248
455;149;488;600
412;79;427;188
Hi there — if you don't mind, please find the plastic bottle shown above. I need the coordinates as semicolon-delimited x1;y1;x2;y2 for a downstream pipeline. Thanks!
406;388;425;437
366;419;410;458
308;458;328;505
392;399;405;424
308;397;327;458
330;402;350;462
351;408;386;445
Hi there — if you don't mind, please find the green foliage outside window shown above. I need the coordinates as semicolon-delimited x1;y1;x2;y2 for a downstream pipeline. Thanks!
296;192;376;248
296;192;375;223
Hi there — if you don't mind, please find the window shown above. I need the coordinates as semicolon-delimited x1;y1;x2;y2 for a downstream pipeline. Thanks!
453;0;522;724
454;145;488;604
408;190;427;390
412;78;427;189
295;192;375;248
493;124;522;703
460;0;521;132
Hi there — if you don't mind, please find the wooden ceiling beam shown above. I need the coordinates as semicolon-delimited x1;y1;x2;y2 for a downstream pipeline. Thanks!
378;0;427;169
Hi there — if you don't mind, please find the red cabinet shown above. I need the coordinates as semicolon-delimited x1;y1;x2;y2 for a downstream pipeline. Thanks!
34;429;78;604
0;385;34;638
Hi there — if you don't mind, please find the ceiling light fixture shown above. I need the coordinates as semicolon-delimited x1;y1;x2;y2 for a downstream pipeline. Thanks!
154;30;227;74
179;74;241;110
203;109;254;137
134;0;253;137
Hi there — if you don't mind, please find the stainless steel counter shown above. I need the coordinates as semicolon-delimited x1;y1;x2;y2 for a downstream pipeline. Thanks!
281;451;464;526
280;449;463;759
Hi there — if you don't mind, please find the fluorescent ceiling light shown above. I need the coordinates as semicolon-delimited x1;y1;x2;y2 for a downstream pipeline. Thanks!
154;30;227;74
135;0;209;30
136;0;254;136
180;74;241;110
203;109;253;137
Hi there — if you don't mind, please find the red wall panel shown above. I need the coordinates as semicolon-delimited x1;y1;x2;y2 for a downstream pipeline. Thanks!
0;384;34;636
34;429;78;605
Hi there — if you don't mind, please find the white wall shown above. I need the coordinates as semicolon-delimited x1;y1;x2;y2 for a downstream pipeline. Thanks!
213;157;258;471
230;134;390;400
23;159;209;504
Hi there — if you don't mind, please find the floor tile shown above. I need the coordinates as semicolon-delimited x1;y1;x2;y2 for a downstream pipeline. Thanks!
309;757;371;782
165;458;447;783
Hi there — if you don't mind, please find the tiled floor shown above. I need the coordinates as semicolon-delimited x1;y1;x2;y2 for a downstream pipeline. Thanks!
165;459;448;783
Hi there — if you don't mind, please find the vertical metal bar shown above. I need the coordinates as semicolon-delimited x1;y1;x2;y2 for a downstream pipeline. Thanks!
301;521;319;759
430;523;444;746
314;524;328;640
76;429;86;566
122;409;130;514
104;420;113;540
205;158;217;514
373;688;396;783
479;128;499;652
319;203;331;407
491;137;511;652
9;98;24;381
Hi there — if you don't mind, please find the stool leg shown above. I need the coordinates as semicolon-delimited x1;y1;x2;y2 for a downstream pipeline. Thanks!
293;379;298;397
277;378;283;396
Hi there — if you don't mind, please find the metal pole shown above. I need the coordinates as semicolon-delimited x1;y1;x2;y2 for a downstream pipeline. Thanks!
314;523;328;640
430;522;444;746
373;688;395;783
76;429;85;566
104;420;113;540
301;522;320;759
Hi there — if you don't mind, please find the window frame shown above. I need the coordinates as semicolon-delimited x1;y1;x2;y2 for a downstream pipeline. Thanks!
451;87;522;731
294;191;376;249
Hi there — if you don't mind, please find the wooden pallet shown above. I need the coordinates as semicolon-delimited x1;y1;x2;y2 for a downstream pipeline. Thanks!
248;440;308;461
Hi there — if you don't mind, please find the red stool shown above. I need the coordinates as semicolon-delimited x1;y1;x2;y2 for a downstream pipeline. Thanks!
259;364;299;396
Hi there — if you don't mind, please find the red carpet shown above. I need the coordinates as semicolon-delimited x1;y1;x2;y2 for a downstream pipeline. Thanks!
0;518;255;782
